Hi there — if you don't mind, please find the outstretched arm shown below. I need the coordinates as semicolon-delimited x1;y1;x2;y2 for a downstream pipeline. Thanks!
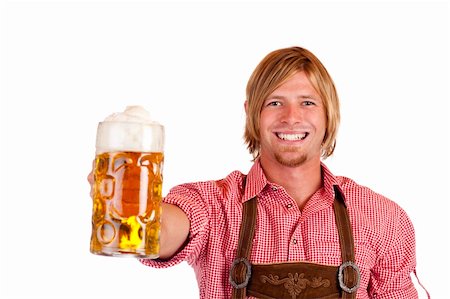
159;203;190;259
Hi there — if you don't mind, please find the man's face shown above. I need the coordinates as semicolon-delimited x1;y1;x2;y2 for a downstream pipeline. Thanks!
258;71;326;167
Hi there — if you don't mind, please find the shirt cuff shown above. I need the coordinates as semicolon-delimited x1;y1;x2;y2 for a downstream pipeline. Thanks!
140;183;209;268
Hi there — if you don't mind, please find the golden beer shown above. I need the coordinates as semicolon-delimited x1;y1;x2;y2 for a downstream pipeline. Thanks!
90;106;165;258
90;151;163;257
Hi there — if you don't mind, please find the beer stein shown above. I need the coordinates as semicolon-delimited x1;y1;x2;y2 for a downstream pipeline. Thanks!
90;106;164;258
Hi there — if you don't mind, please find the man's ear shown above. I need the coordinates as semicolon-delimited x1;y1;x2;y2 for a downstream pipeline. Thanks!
244;100;249;114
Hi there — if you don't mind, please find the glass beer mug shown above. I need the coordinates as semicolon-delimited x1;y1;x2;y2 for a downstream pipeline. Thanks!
90;106;164;258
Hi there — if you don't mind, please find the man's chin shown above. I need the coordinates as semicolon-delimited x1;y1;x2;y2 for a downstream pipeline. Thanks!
274;153;307;168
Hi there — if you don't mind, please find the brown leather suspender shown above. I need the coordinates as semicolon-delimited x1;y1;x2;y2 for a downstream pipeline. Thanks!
333;186;360;298
230;185;360;299
230;196;258;299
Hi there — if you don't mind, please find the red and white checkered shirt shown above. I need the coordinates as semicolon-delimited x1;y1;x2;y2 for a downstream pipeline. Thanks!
140;161;418;298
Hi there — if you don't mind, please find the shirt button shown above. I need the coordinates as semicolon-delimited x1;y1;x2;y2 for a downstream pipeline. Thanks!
292;238;297;244
271;186;278;191
286;204;293;209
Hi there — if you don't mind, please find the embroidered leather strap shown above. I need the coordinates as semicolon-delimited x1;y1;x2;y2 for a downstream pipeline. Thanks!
248;262;340;299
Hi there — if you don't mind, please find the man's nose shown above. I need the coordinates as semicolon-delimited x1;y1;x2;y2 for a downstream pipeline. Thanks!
281;104;303;124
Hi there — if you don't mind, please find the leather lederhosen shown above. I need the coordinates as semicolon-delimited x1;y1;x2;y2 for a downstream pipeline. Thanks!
229;185;360;299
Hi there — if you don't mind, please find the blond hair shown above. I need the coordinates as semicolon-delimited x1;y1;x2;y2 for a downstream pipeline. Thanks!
244;46;340;160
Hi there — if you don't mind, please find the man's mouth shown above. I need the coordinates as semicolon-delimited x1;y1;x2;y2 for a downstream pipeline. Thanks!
275;132;308;141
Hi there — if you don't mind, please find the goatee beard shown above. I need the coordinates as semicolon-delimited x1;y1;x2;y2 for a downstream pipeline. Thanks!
274;147;307;167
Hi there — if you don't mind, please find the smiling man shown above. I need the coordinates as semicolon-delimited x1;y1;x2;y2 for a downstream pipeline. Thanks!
255;71;327;210
136;47;421;298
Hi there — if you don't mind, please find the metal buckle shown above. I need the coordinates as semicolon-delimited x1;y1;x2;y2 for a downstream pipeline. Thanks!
229;258;252;289
338;261;360;294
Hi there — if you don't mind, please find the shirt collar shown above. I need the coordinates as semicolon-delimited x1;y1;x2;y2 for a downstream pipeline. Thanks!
320;162;348;205
243;160;346;205
242;160;268;202
320;162;340;196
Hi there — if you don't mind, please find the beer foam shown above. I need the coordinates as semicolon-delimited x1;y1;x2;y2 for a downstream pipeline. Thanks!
96;106;164;154
103;105;155;124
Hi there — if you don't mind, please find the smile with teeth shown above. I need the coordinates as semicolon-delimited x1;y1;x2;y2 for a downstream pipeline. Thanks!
276;132;308;141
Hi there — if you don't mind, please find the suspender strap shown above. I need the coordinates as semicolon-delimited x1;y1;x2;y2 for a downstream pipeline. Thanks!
333;186;359;299
230;196;258;299
230;184;360;299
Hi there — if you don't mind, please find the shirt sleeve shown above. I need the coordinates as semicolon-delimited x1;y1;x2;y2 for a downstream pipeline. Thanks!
368;207;418;298
140;182;210;269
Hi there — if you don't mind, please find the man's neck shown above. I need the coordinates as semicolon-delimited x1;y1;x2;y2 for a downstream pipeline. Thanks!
260;157;322;210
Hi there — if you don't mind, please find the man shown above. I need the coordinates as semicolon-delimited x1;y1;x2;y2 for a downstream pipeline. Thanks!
139;47;420;298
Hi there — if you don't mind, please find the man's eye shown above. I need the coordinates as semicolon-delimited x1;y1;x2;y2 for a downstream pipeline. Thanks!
303;101;315;106
267;101;281;106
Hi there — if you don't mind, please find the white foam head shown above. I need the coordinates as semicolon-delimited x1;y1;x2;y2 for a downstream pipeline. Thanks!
96;106;164;154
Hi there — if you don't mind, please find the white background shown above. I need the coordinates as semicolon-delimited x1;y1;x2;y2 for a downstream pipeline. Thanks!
1;0;449;298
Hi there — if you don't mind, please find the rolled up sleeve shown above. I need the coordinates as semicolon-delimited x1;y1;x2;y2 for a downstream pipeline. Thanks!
140;183;209;268
369;208;418;299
